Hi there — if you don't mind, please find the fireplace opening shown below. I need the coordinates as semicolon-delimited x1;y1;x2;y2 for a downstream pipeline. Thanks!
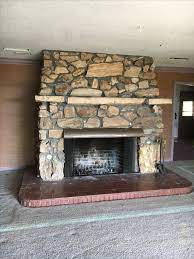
64;137;137;177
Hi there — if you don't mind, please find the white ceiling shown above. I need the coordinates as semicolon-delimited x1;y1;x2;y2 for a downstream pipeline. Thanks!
0;0;194;67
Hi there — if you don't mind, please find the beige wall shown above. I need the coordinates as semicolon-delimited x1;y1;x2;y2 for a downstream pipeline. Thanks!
156;69;194;161
0;62;40;170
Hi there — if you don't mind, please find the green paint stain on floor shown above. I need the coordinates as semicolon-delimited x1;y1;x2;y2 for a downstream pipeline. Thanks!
1;205;194;233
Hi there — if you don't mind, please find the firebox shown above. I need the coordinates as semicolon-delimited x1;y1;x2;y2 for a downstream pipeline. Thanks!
64;137;137;177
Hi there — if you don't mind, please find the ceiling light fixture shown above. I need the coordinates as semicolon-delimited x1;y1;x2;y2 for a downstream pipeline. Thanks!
3;48;31;55
169;57;189;61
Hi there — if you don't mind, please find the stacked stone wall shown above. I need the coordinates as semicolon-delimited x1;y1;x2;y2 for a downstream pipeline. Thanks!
38;50;163;180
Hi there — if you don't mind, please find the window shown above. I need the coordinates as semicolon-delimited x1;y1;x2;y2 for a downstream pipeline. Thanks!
182;101;193;116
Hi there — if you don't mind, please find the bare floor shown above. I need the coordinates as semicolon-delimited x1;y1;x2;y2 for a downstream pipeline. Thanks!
0;161;194;258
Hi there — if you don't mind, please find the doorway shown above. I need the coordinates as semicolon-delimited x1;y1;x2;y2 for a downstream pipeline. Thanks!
173;83;194;160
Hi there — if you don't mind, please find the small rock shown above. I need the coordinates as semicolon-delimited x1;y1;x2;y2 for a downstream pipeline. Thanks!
139;71;156;80
100;80;112;91
111;77;119;85
81;53;93;60
106;56;112;62
122;112;137;121
57;118;83;129
72;60;87;68
43;59;52;68
100;105;108;110
139;80;149;89
55;83;71;95
49;74;58;80
71;88;102;97
60;55;79;62
112;54;124;61
51;111;63;119
150;63;155;71
153;105;162;115
124;66;142;77
104;87;118;97
39;110;49;118
41;76;55;83
98;109;107;117
40;140;52;153
61;73;73;82
125;84;138;92
124;58;132;66
39;87;53;95
68;66;75;73
84;117;101;128
57;60;68;67
76;106;97;117
144;56;153;65
134;58;144;67
93;57;105;63
103;116;129;128
42;68;51;76
143;65;150;72
71;77;88;88
43;51;51;59
131;78;139;83
73;68;85;77
58;139;64;151
119;77;131;84
39;130;47;140
49;104;58;113
53;51;60;60
150;79;157;86
117;83;125;90
133;116;162;129
92;78;99;89
55;66;69;74
64;105;76;118
118;89;126;94
39;103;48;110
49;130;63;138
137;106;152;117
39;118;55;129
107;106;120;117
40;83;47;89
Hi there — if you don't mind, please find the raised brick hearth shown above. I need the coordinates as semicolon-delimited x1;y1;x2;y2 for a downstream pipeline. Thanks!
19;169;192;207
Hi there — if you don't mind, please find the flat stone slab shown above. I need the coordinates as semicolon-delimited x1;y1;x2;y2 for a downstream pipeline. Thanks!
19;170;192;207
86;62;123;77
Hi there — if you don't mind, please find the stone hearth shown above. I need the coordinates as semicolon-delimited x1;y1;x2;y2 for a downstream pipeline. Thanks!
35;50;172;181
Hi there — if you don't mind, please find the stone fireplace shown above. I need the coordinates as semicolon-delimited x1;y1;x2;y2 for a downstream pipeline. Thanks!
35;50;168;181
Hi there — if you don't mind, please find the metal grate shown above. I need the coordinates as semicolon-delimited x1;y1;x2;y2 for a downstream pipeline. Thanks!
73;138;123;176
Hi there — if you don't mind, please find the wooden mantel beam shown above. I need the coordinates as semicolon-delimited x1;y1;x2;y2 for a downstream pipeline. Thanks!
67;97;145;105
148;98;172;105
35;96;172;105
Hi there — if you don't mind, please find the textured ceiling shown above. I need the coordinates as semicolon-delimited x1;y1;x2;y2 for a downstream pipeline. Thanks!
0;0;194;67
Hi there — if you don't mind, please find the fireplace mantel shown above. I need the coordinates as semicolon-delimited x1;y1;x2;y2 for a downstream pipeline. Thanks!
35;95;172;105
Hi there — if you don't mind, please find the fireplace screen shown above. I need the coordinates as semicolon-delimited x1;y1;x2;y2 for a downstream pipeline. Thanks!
64;137;136;177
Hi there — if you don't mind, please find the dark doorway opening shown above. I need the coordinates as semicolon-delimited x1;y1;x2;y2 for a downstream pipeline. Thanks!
173;86;194;160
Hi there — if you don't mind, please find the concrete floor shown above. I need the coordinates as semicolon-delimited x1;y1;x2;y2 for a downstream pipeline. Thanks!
0;161;194;258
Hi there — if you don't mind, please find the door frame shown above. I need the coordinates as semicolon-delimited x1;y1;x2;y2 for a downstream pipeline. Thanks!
171;81;194;161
